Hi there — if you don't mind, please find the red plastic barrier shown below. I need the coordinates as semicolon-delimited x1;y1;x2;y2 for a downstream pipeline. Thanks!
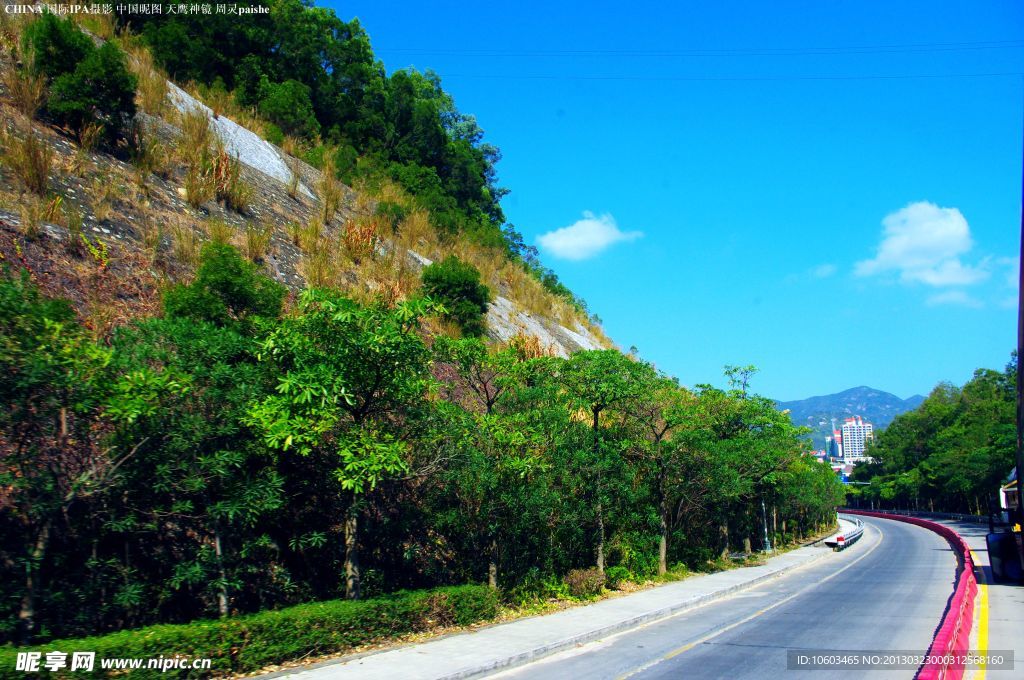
844;511;977;680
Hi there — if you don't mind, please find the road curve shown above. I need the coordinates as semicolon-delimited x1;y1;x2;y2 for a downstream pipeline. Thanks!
490;517;957;680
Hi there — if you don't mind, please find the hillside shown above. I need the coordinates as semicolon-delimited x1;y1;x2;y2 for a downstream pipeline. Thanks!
777;386;926;449
0;9;608;356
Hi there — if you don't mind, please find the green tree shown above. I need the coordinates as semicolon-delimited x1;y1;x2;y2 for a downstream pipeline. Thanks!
258;78;321;139
48;42;138;140
561;350;648;575
247;291;436;599
0;271;185;641
21;12;93;82
421;256;491;338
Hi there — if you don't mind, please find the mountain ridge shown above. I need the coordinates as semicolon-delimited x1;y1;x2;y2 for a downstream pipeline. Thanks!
776;385;925;449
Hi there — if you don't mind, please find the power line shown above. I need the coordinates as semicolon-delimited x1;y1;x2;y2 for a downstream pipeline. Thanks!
375;39;1024;59
434;71;1024;83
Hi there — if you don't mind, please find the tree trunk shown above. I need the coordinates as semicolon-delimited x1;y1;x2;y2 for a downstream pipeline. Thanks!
214;529;229;617
658;506;669;576
344;503;360;600
592;408;605;576
18;521;50;643
772;505;778;536
718;522;729;559
488;536;498;589
743;536;752;554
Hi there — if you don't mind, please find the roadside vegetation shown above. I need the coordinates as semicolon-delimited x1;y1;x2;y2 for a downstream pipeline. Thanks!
0;245;843;648
0;4;846;672
849;357;1015;514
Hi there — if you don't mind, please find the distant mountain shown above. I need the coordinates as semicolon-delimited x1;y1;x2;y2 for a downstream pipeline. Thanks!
776;386;925;449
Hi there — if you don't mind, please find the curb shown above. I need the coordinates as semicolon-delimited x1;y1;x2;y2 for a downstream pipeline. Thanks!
434;546;838;680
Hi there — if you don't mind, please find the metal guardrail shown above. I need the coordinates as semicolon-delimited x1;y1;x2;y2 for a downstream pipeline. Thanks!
841;508;987;524
825;515;864;551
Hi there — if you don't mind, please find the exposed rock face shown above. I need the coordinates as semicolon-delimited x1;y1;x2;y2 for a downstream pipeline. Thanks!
164;80;609;357
167;82;315;199
486;295;604;356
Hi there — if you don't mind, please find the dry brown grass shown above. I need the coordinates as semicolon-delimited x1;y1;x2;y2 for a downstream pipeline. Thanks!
204;217;234;245
63;199;85;256
89;174;120;222
170;220;201;266
3;66;45;119
317;155;342;224
244;221;274;263
125;42;168;115
77;122;103;154
212;144;253;214
341;216;378;263
18;194;44;239
300;246;335;289
0;127;51;195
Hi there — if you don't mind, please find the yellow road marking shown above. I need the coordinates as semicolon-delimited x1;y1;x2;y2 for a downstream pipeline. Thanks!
970;549;988;680
615;522;886;680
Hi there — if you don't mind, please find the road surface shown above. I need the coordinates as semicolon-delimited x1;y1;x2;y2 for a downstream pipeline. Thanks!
490;516;957;680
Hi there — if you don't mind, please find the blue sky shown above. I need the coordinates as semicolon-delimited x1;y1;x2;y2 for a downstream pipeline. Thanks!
327;0;1023;401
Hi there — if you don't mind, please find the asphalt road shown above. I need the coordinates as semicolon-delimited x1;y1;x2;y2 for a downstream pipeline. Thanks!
490;516;957;680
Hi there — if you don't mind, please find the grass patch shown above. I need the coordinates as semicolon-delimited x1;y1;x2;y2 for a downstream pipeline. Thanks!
0;127;52;195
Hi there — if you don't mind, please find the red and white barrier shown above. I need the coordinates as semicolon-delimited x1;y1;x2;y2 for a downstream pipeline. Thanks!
844;510;977;680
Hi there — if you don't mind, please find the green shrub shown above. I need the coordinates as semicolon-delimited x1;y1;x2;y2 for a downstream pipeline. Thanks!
47;42;137;140
563;568;605;598
163;243;285;330
22;12;93;82
604;566;631;590
332;143;358;183
0;585;498;679
421;256;491;337
263;122;285;147
375;200;406;233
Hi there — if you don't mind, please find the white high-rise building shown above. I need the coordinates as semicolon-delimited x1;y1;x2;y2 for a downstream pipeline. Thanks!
841;416;874;461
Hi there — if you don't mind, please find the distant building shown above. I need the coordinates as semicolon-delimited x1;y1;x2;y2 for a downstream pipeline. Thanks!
825;430;843;460
841;416;874;461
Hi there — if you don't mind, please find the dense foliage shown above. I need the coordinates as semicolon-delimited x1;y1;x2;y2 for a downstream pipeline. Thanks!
24;13;137;139
117;1;505;241
421;256;492;337
849;357;1016;514
0;247;843;645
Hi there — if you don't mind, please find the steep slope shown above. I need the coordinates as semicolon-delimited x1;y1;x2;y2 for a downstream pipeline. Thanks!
0;27;609;356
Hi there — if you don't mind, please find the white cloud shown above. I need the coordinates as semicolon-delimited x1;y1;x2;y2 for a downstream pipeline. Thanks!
998;256;1019;288
925;290;983;308
855;201;989;286
537;211;642;260
812;263;837;279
